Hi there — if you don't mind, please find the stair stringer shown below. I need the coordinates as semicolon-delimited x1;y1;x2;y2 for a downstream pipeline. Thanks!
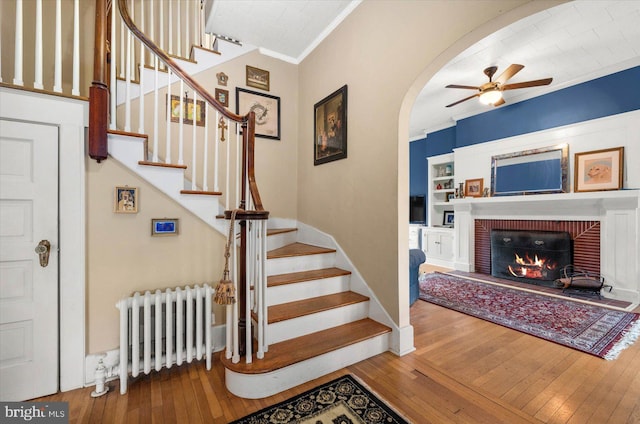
293;222;415;356
107;132;228;234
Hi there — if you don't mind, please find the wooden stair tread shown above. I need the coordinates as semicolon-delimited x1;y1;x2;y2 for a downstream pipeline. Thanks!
266;228;297;236
267;291;368;324
268;267;351;287
220;318;390;374
267;242;335;259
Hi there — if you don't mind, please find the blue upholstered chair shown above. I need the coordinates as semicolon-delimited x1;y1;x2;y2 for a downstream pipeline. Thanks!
409;249;426;305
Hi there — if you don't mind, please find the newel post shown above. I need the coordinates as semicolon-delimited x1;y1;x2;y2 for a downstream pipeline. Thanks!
89;0;109;162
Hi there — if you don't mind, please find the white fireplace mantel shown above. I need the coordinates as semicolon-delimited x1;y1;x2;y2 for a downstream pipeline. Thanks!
452;190;640;304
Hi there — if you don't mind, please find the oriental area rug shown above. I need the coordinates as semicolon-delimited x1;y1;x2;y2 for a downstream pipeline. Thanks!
230;375;408;424
419;272;640;360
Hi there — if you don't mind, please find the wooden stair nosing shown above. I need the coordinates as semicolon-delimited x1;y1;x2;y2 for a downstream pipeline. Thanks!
266;291;368;324
267;267;351;287
180;189;222;196
267;242;335;260
220;318;391;374
138;160;187;169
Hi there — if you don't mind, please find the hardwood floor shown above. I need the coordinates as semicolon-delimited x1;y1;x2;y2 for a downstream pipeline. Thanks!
34;282;640;423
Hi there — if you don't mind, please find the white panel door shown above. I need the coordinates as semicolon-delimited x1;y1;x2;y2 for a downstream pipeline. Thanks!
0;119;59;401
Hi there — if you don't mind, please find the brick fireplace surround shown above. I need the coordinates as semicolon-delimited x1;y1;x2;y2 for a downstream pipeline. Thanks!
452;191;640;304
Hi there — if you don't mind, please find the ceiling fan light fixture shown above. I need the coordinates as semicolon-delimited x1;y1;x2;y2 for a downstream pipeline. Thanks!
479;88;502;105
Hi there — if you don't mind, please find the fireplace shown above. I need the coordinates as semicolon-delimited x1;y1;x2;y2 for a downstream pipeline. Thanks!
490;230;571;285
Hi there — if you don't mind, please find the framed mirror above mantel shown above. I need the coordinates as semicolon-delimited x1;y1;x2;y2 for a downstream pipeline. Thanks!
490;144;569;196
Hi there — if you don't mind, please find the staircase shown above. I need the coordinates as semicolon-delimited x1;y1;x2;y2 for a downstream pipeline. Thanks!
0;0;396;399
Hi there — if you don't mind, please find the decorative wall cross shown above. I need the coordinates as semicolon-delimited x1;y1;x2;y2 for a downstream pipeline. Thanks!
218;117;228;142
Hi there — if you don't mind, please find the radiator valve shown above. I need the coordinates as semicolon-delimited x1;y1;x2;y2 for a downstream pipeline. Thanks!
91;357;110;398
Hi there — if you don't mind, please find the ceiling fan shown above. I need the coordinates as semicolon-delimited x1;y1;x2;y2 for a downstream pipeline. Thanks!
445;64;552;108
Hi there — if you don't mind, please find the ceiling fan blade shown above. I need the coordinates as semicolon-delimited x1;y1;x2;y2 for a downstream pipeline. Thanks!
502;78;553;90
446;93;479;108
495;64;524;85
493;97;506;107
446;84;480;90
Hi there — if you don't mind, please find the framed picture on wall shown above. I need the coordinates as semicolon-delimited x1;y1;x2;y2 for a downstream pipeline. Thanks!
236;88;281;140
314;85;347;166
114;186;138;213
574;147;624;192
151;218;179;236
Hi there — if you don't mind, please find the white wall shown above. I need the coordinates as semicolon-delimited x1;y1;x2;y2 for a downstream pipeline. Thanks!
453;110;640;192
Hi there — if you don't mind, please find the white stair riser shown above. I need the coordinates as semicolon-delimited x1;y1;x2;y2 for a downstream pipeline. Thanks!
266;302;369;345
266;231;297;251
224;334;390;399
267;276;350;306
267;252;336;275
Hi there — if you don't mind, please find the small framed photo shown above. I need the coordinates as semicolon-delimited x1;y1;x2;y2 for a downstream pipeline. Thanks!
446;192;455;202
443;210;454;227
574;147;624;192
215;88;229;107
236;88;281;140
114;186;138;213
314;85;347;166
151;218;179;236
465;178;483;198
246;65;270;91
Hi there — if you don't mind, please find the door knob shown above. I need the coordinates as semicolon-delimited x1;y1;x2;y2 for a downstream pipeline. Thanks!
35;240;51;267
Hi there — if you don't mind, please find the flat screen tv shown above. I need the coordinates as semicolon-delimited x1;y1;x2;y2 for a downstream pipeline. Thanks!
409;195;425;224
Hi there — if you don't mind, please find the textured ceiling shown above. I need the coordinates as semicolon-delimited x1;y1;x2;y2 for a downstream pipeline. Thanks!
206;1;640;140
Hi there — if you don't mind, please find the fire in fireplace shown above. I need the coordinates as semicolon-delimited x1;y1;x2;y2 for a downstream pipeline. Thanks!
490;230;572;285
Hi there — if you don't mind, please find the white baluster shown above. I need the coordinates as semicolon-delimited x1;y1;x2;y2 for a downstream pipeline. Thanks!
256;221;265;359
246;224;253;364
152;58;159;162
143;291;151;374
131;292;140;377
13;0;24;86
168;0;173;55
0;18;3;82
53;0;62;93
72;0;79;95
185;0;190;58
158;0;164;54
232;221;240;364
165;70;172;163
125;7;132;132
165;288;173;368
34;0;43;89
119;10;125;79
261;221;269;354
225;304;232;360
110;0;117;130
138;0;145;135
235;124;241;209
214;111;220;193
154;290;162;372
194;0;199;49
178;80;185;165
191;90;198;190
203;105;209;192
176;0;181;57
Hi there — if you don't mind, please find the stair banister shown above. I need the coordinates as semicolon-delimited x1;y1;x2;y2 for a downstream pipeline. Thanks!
89;0;109;161
114;0;269;362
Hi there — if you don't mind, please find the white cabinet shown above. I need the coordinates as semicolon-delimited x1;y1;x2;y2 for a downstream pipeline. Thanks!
422;227;454;268
427;153;455;227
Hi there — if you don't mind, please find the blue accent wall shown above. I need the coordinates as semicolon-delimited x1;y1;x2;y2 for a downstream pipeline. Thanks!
409;66;640;206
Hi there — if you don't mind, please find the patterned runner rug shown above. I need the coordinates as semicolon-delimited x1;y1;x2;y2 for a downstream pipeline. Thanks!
419;272;640;360
230;375;408;424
